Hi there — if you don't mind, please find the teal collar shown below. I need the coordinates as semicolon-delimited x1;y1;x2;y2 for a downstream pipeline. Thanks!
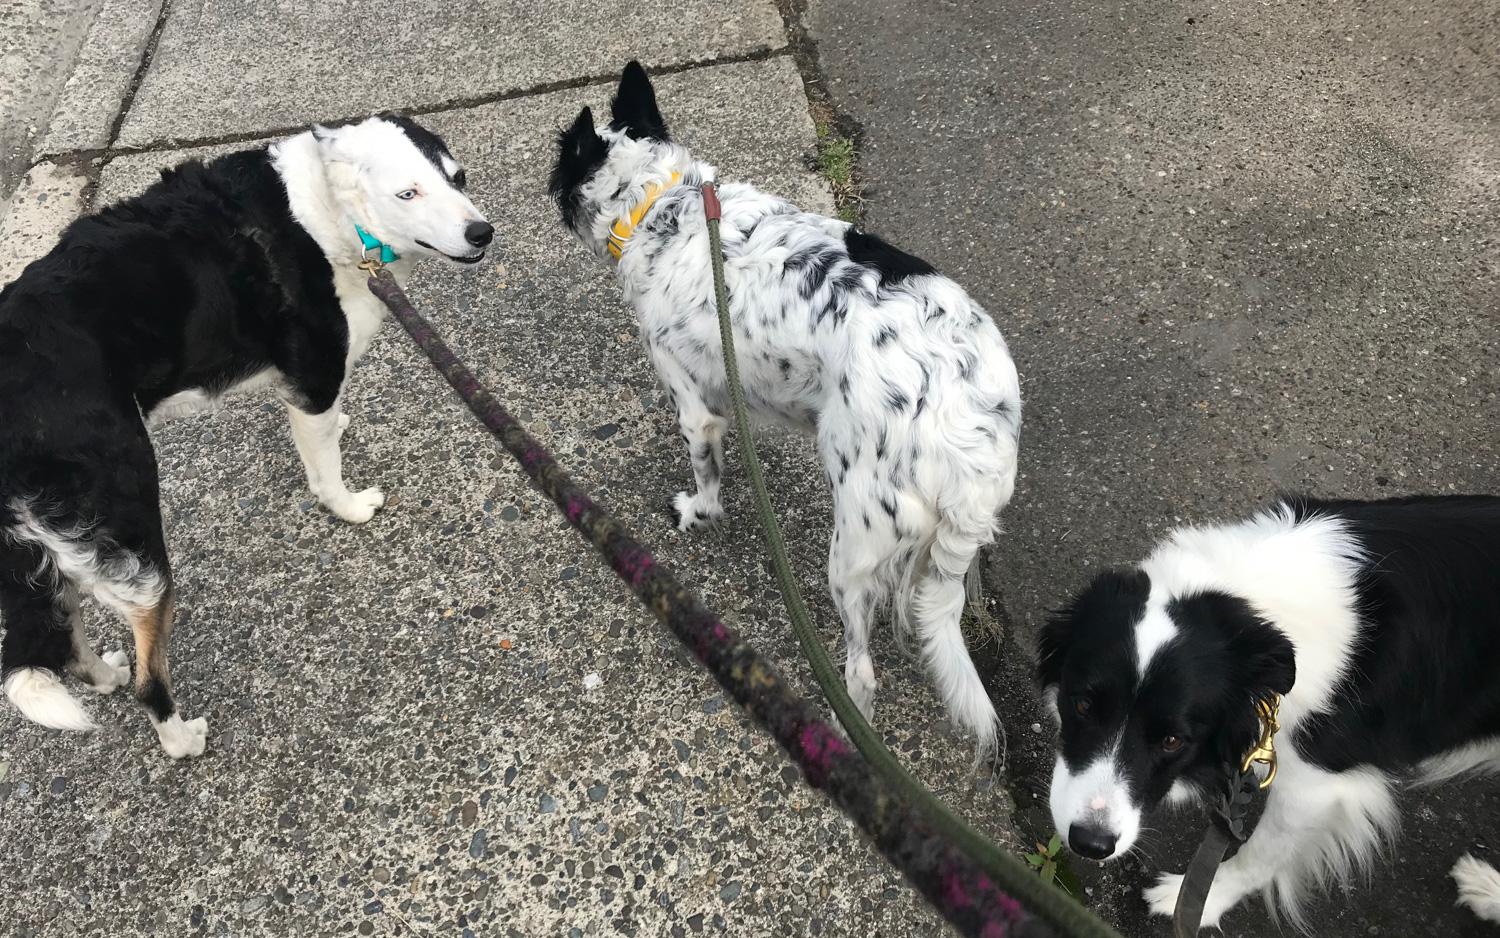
354;224;399;264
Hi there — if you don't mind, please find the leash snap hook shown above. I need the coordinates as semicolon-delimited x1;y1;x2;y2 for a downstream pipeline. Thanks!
1240;693;1281;789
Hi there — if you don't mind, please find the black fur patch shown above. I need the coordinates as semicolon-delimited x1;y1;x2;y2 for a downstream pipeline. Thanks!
0;139;359;705
844;228;937;285
549;107;609;231
1285;494;1500;773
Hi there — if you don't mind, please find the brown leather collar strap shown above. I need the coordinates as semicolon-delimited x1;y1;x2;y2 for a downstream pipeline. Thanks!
700;182;721;222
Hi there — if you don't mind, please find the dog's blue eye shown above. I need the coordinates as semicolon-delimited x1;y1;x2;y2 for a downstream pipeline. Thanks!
396;189;418;201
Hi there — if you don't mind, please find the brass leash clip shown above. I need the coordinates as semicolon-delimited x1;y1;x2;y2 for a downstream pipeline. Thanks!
1241;693;1282;789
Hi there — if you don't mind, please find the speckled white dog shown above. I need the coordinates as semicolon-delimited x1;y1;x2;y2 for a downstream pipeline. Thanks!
550;63;1022;755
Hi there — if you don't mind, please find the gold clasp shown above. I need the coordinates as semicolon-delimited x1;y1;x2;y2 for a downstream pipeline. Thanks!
358;254;384;275
1241;693;1281;789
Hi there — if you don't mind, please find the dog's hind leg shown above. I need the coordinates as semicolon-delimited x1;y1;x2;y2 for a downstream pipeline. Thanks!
55;584;130;695
0;542;95;731
105;582;205;759
285;399;385;524
829;540;880;720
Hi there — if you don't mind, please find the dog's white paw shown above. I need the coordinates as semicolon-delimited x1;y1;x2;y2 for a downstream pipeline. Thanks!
846;656;878;720
673;491;722;532
327;487;385;524
91;650;131;694
155;714;208;760
1453;854;1500;924
336;412;351;438
1145;872;1183;919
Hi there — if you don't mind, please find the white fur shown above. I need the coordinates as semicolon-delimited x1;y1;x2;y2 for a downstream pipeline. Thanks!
1452;855;1500;924
3;669;94;731
152;712;208;760
1048;745;1141;856
1417;736;1500;787
1146;755;1399;930
1139;503;1366;729
266;118;489;522
1132;602;1178;675
6;498;166;610
148;367;283;425
564;125;1021;756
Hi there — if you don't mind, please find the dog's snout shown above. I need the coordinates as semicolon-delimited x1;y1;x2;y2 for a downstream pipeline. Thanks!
465;221;494;248
1067;823;1117;861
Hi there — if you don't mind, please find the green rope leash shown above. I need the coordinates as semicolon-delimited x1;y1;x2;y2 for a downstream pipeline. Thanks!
699;183;1120;938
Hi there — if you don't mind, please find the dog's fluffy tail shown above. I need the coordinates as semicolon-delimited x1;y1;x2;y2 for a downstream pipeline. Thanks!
3;668;95;731
1453;854;1500;924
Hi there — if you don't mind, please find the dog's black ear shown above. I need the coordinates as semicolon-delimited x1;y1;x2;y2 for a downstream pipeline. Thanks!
1039;568;1150;688
549;107;608;226
1233;621;1296;697
610;60;670;141
556;107;606;165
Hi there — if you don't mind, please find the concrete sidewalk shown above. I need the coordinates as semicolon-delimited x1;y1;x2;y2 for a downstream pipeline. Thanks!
0;3;1023;938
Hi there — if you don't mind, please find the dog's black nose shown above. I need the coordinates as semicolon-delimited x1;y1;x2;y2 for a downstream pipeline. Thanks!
1068;823;1117;861
465;221;494;248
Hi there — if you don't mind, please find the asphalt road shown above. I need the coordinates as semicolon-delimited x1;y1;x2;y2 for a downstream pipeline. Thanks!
811;0;1500;935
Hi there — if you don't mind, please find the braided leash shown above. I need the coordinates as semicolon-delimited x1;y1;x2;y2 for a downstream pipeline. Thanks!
368;267;1064;937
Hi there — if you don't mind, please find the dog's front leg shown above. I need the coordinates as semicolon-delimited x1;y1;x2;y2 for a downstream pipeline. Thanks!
671;403;727;533
1145;758;1396;930
285;400;385;524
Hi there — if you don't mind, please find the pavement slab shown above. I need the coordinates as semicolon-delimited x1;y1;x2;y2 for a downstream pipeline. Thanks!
813;0;1500;935
0;57;1022;938
0;158;92;283
0;0;105;199
115;0;788;148
37;0;164;157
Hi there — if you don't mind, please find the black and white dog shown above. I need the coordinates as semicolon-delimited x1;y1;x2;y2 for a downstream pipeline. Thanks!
0;114;489;758
1039;495;1500;928
550;63;1022;755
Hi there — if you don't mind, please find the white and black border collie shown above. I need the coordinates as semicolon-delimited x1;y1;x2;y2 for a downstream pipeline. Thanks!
1039;494;1500;928
0;114;489;758
549;62;1021;756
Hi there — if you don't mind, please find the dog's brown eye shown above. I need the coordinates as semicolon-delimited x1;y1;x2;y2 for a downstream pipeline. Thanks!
1074;697;1092;717
1161;735;1184;753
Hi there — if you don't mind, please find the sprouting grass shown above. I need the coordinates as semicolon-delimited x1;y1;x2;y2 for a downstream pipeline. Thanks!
813;122;861;223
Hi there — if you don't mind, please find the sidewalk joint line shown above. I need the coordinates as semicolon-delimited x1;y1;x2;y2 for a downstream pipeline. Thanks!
37;44;792;169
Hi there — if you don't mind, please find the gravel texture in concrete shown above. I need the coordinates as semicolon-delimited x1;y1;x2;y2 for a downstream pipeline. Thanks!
812;0;1500;935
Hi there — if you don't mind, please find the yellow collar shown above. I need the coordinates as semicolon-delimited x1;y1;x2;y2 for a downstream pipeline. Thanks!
606;171;682;260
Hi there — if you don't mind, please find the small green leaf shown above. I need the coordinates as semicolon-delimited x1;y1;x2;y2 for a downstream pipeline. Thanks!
1047;833;1063;856
1024;852;1046;868
1041;863;1056;885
